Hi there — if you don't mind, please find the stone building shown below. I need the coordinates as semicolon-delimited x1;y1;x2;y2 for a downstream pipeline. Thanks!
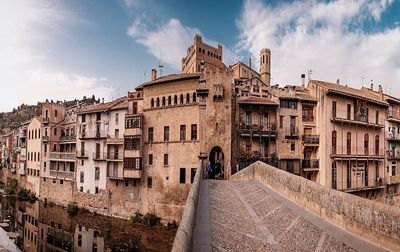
26;117;42;195
307;80;387;196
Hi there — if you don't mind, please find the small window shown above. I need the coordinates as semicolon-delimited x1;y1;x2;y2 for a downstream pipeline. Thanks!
279;116;284;128
376;110;379;124
148;127;153;142
180;125;186;141
148;154;153;166
54;128;57;136
186;93;190;103
55;109;58;118
147;177;152;188
115;113;119;125
80;186;83;192
191;168;196;183
151;98;154;108
191;124;197;140
96;112;101;121
164;154;169;166
180;94;184;104
80;172;84;183
180;168;186;184
95;187;99;194
60;180;63;184
193;92;197;103
164;126;169;142
291;142;295;151
95;167;100;181
125;180;129;186
78;234;82;246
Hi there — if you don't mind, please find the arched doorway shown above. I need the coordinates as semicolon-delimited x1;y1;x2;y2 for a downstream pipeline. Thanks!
208;146;224;179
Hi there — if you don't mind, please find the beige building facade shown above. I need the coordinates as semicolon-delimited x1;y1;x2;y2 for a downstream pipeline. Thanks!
26;117;42;195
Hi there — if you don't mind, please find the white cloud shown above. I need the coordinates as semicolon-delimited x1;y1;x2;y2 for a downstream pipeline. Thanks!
236;0;400;92
0;0;113;112
127;17;239;70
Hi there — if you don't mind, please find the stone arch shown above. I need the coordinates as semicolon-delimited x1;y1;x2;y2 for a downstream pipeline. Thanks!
207;146;224;180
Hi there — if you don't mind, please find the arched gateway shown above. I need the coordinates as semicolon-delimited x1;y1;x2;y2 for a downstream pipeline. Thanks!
208;146;224;179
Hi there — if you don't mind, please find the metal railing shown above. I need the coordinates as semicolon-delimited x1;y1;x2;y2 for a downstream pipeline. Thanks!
332;146;385;156
93;152;106;160
302;159;319;169
78;130;107;139
285;127;299;137
302;135;319;144
387;150;400;159
42;135;49;142
50;170;75;179
49;152;76;160
60;135;76;142
76;149;88;158
107;151;122;160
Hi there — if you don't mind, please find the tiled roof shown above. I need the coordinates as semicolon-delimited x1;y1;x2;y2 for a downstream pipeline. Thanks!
310;80;388;106
79;97;126;114
112;99;128;110
141;73;200;87
238;96;278;106
296;92;318;102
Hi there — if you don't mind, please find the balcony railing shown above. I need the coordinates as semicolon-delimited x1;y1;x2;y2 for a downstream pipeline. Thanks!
331;115;384;128
43;117;49;124
107;134;124;144
76;150;88;158
386;132;400;142
49;152;76;160
302;159;319;170
387;150;400;160
125;115;143;129
107;151;123;160
50;170;75;179
42;135;49;142
93;152;106;161
107;167;124;179
302;116;314;123
239;124;277;138
285;127;299;137
302;135;319;145
60;135;76;142
331;146;385;158
20;142;27;148
123;169;142;179
78;130;107;139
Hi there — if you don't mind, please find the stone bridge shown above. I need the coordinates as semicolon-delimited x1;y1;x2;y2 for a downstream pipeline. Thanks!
172;162;400;252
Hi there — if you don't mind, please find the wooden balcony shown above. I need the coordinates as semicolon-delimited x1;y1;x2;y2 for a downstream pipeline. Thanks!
107;151;123;161
302;159;319;171
107;167;124;180
302;135;319;146
106;134;124;145
239;124;277;138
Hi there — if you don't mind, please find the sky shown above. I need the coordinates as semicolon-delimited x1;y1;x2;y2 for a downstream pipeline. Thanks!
0;0;399;112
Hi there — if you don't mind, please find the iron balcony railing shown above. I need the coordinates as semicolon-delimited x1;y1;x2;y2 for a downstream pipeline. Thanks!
60;135;76;142
78;130;107;139
332;146;385;157
93;152;106;160
285;127;299;137
107;151;123;160
49;152;76;160
302;159;319;169
76;149;88;158
302;135;319;144
50;170;75;179
387;150;400;160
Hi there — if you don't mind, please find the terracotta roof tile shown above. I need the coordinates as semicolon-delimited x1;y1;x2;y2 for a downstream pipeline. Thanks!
79;97;126;114
238;96;277;106
141;73;200;87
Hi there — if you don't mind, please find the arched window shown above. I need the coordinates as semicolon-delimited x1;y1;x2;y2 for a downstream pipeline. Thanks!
186;93;190;104
193;92;197;103
150;98;154;108
364;134;369;155
180;94;184;104
156;97;160;107
198;47;201;52
332;131;337;154
202;49;205;54
174;95;178;105
168;96;171;106
162;97;166;107
375;135;380;155
347;132;351;155
332;162;337;189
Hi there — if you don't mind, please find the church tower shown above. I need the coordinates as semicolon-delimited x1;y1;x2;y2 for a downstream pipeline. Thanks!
259;48;271;86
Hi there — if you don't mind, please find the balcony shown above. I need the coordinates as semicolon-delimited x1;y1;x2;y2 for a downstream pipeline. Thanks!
78;130;107;139
42;135;49;142
125;114;143;129
60;135;76;142
20;142;27;148
239;123;277;138
302;135;319;146
387;150;400;160
387;110;400;123
330;115;384;128
107;167;124;180
302;159;319;171
341;179;385;193
123;168;142;179
107;151;123;161
331;146;385;159
49;152;76;161
387;174;400;185
49;170;75;180
93;152;106;161
76;150;88;158
386;132;400;142
285;127;299;138
43;117;49;124
107;134;124;145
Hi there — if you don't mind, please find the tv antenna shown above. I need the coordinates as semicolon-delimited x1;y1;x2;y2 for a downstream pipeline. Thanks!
307;69;313;82
159;49;164;77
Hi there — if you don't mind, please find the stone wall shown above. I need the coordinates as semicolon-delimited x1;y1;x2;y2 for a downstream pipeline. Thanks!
108;179;140;218
39;178;74;205
73;189;108;213
231;161;400;252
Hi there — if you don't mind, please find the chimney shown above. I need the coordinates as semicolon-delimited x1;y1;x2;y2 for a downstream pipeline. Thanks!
249;58;252;69
370;83;374;90
151;69;157;81
336;79;340;85
301;74;305;88
102;98;104;103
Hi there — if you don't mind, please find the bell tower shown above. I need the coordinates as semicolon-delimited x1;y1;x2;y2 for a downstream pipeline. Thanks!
259;48;271;86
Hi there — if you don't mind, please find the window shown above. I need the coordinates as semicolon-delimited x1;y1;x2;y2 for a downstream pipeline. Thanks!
168;96;171;106
245;112;252;127
156;97;160;107
164;126;169;142
95;167;100;180
80;172;84;183
124;158;142;170
95;143;100;159
148;154;153;166
162;97;166;106
43;162;46;172
279;116;284;128
174;95;178;105
164;154;169;166
365;161;369;186
78;234;82;246
147;177;152;188
80;186;83;192
148;127;153;142
96;112;101;121
124;136;140;150
82;114;86;123
332;131;337;154
375;135;380;155
193;92;197;103
55;109;58;118
332;162;337;189
347;132;352;155
376;110;379;124
151;98;154;108
35;129;37;139
115;113;119;125
290;141;295;151
364;134;369;155
191;124;197;140
347;104;351;120
280;100;298;109
180;94;184;104
95;187;99;194
125;115;142;128
54;128;57;136
332;101;337;118
286;160;293;173
346;161;351;189
180;168;186;184
186;93;190;103
188;168;196;184
180;125;186;140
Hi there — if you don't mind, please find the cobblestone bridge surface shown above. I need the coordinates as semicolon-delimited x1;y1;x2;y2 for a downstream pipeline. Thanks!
194;180;389;252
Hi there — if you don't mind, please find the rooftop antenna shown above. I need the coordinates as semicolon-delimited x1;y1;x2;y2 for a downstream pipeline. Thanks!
159;49;164;77
307;69;313;82
361;76;364;86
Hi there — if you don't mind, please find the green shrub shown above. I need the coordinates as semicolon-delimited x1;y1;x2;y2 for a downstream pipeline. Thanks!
5;178;18;194
131;211;143;224
17;188;30;199
67;203;79;217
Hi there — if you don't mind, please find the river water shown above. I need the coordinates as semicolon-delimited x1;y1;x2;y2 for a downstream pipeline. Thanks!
0;197;175;251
